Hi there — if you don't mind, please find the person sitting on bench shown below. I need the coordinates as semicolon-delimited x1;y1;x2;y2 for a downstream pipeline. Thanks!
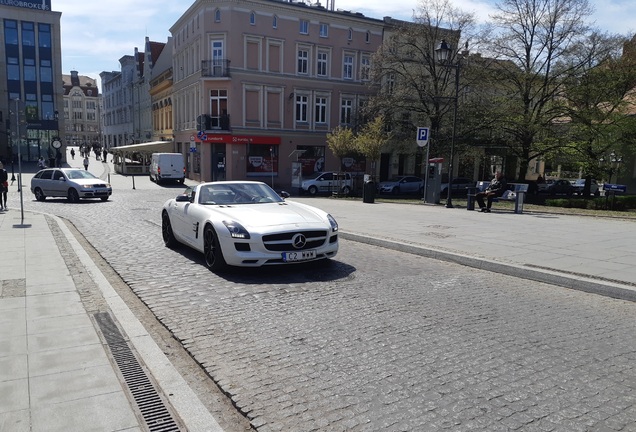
476;171;507;212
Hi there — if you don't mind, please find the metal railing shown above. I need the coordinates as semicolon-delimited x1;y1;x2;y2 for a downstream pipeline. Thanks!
201;59;230;77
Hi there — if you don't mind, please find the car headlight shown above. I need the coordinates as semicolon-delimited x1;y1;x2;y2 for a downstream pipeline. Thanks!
327;214;338;232
80;184;94;189
223;220;250;239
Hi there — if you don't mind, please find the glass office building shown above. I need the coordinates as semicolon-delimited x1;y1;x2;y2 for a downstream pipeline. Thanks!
0;0;64;164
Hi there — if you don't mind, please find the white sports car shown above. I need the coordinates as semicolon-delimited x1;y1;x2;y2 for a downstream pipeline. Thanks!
161;181;339;271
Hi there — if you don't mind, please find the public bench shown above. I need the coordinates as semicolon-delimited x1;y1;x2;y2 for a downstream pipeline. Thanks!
467;182;529;214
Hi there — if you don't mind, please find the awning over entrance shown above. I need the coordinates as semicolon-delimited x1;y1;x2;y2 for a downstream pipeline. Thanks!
110;141;175;175
109;141;174;155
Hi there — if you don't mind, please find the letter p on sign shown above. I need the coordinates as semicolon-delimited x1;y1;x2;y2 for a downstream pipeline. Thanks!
416;127;429;147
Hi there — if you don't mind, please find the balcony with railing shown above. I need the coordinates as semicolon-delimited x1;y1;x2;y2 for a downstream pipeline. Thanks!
202;59;230;78
199;114;231;131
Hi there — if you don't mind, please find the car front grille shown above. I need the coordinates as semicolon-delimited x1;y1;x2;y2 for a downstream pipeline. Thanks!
262;230;329;251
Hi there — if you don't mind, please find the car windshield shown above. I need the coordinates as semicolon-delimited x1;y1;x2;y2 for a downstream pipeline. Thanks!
66;170;98;180
198;183;284;205
308;172;325;180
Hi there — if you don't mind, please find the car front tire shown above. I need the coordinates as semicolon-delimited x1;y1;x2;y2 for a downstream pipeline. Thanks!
308;185;318;195
67;188;80;203
161;211;178;249
204;225;227;271
34;188;46;201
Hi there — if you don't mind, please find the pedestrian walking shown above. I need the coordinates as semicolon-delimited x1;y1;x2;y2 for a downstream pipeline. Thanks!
103;149;108;162
70;148;75;160
37;156;46;169
0;162;8;211
83;156;89;171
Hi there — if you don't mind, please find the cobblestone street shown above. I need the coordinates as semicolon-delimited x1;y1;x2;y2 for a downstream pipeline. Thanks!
16;176;636;431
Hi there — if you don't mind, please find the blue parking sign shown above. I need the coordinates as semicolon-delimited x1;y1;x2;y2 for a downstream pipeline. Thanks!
416;127;429;147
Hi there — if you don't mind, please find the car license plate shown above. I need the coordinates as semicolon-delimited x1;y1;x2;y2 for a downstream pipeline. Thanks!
282;250;316;262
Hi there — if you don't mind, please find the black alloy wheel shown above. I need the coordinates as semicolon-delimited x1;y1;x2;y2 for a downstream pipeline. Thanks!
67;188;80;203
34;188;46;201
204;225;227;271
161;211;178;248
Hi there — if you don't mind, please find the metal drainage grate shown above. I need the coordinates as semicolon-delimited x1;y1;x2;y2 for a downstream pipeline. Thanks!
94;312;182;432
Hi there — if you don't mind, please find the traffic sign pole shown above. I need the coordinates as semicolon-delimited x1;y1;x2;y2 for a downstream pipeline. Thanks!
416;127;431;203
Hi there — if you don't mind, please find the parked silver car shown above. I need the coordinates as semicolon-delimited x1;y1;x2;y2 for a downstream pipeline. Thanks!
300;172;352;195
31;168;112;202
377;176;424;194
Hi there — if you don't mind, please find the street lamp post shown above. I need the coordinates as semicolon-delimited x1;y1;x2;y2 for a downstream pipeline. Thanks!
600;151;623;184
435;40;461;209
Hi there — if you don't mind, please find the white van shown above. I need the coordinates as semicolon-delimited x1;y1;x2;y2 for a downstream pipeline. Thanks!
150;153;185;184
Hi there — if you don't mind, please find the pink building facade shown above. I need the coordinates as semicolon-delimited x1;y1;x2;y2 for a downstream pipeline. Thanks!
170;0;385;190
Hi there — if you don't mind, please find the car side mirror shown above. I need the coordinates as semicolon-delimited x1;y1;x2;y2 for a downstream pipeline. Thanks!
279;190;290;199
175;194;191;202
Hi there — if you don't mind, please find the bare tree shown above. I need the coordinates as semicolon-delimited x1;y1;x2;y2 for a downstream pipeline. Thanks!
365;0;475;157
480;0;625;180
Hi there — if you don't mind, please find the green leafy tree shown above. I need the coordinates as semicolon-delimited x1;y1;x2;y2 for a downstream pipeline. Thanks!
561;50;636;186
326;126;356;169
354;116;392;174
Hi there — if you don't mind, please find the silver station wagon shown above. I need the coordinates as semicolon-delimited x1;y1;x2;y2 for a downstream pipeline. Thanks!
31;168;112;202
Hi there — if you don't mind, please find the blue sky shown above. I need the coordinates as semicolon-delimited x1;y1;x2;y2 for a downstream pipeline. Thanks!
54;0;636;89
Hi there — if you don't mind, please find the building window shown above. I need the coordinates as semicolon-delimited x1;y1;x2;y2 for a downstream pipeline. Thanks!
340;99;353;124
386;73;395;94
215;9;221;22
295;95;308;122
273;15;278;28
41;94;53;119
38;23;51;48
209;89;228;129
366;31;370;43
297;49;309;75
319;23;328;38
315;97;327;124
25;93;37;121
23;58;36;81
21;22;35;47
250;11;256;25
4;20;18;45
39;59;52;82
343;55;353;80
299;19;309;35
361;55;370;80
348;28;353;40
317;51;328;77
7;57;19;80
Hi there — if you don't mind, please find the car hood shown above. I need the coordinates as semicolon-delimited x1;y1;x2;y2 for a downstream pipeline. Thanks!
204;201;330;228
71;179;109;186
